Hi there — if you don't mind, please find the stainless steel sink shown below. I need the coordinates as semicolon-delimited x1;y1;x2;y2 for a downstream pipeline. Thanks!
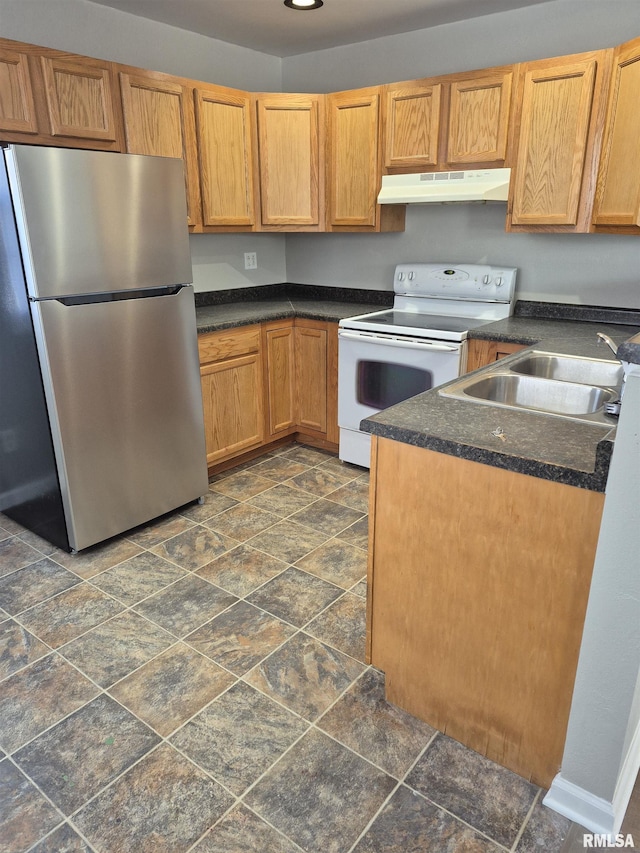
439;371;618;424
508;351;624;387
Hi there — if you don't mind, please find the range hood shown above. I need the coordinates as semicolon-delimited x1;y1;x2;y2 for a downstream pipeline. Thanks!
377;168;511;204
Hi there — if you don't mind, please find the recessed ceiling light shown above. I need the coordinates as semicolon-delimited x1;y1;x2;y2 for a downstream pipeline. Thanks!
284;0;324;9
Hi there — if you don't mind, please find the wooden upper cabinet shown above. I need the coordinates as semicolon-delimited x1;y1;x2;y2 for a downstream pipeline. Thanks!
255;93;322;229
0;46;38;134
593;37;640;232
119;70;201;228
508;50;611;230
195;84;255;229
327;86;404;232
40;55;119;143
384;84;442;169
446;70;512;166
327;87;380;227
382;68;512;173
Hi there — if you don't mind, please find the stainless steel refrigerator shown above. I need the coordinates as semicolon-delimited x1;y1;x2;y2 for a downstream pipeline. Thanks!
0;144;208;552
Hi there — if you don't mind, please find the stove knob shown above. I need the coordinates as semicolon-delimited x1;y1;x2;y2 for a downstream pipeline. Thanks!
398;272;405;282
408;271;415;281
482;275;490;285
495;276;503;287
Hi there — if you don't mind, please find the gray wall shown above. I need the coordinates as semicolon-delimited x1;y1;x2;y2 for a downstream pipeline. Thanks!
283;0;640;309
0;0;282;89
283;0;639;91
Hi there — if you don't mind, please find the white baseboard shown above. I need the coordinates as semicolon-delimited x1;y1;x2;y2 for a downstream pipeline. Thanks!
543;775;615;835
544;719;640;836
612;719;640;833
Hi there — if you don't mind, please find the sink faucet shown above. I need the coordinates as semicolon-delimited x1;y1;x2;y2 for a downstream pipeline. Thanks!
596;332;630;417
596;332;619;356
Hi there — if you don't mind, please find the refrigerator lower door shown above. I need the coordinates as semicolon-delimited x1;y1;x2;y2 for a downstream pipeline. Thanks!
33;285;208;551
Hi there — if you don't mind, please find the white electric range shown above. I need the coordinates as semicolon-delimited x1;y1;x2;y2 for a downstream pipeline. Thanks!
337;263;518;467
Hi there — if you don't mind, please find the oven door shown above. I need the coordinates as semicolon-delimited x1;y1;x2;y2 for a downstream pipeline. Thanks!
338;329;466;466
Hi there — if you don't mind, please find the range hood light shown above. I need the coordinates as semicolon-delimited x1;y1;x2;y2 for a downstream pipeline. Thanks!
284;0;324;9
377;168;511;204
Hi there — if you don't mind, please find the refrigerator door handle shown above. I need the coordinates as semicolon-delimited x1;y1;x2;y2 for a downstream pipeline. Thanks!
47;284;186;307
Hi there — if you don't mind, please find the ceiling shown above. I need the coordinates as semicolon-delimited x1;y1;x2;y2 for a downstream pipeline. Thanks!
85;0;554;57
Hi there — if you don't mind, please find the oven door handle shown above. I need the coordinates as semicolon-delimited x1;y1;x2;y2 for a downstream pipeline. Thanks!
338;330;460;352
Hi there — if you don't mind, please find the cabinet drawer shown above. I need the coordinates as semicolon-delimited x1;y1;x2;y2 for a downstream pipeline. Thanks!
198;326;261;364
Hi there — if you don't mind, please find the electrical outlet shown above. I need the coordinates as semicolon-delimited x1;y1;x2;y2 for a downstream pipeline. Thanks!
244;252;257;270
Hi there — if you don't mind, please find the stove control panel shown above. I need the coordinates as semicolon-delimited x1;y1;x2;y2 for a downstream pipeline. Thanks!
394;263;517;303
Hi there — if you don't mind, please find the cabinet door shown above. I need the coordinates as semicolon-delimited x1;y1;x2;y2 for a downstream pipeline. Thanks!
510;53;604;227
446;71;512;166
593;38;640;230
0;46;38;134
40;55;119;142
199;327;264;465
200;353;264;464
195;85;255;228
326;322;339;445
384;84;442;169
326;88;380;228
465;340;528;372
256;94;322;227
119;71;201;228
265;324;296;435
295;322;327;434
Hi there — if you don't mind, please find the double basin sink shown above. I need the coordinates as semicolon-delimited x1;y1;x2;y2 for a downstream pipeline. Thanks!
440;350;624;426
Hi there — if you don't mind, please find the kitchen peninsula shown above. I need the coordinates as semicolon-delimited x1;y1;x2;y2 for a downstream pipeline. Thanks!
360;309;640;789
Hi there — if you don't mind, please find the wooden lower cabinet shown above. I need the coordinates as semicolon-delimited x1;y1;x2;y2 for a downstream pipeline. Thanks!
295;320;328;434
198;326;264;465
264;321;297;436
466;338;528;372
367;436;604;787
200;318;339;470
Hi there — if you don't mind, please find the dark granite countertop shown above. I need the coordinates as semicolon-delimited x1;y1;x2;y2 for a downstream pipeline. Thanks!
195;283;392;332
361;310;640;493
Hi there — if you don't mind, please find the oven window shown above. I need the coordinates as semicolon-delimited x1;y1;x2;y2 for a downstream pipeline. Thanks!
357;360;433;409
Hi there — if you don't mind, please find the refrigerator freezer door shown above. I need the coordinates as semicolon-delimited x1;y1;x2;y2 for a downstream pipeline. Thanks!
32;286;208;551
6;145;192;299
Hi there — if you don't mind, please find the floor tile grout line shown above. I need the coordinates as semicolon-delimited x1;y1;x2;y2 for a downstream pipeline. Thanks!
392;731;525;852
345;777;404;853
510;786;543;851
4;751;68;815
3;751;89;850
204;801;306;853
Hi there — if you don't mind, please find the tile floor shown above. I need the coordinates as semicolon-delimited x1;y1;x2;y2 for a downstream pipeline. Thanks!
0;442;589;852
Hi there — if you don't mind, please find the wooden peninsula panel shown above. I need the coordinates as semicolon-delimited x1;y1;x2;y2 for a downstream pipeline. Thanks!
368;436;604;787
